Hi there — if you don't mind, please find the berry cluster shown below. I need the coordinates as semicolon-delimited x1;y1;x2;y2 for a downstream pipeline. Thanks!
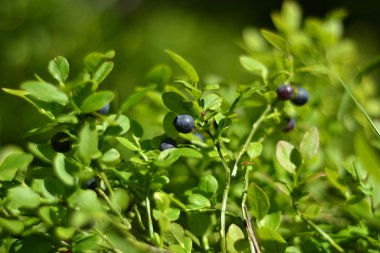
276;84;309;132
159;114;195;151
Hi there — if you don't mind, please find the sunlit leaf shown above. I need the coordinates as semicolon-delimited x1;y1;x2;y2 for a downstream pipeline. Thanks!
247;183;270;220
166;50;199;84
48;56;69;83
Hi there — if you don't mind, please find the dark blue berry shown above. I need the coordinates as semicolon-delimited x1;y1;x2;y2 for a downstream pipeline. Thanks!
159;138;177;151
86;178;97;190
277;84;295;100
98;103;110;114
283;118;296;132
291;87;309;106
51;132;72;153
173;115;195;134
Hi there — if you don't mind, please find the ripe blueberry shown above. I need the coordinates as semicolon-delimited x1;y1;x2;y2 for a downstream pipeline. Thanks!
86;178;97;190
277;84;295;100
98;103;110;114
173;114;195;134
51;132;72;153
283;118;296;132
159;138;177;151
291;87;309;106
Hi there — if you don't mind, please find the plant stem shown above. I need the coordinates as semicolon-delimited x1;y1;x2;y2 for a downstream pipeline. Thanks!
241;166;261;253
146;191;155;243
232;104;272;177
93;226;124;253
215;141;231;253
98;189;131;230
292;198;344;252
304;218;344;252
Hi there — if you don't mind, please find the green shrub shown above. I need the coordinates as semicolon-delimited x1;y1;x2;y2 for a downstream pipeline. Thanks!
1;2;379;253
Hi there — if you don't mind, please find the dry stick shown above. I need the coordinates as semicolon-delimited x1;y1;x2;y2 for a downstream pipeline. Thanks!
232;104;272;177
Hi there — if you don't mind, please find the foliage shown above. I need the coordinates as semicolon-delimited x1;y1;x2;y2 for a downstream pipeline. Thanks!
1;2;380;253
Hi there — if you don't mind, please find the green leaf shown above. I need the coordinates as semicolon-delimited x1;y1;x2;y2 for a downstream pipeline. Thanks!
0;152;33;181
6;185;41;211
166;208;181;221
247;142;263;159
247;183;270;220
272;1;302;32
106;114;131;135
9;234;53;253
260;211;282;230
300;127;319;161
226;224;245;253
169;223;185;244
154;192;171;211
276;140;296;174
121;85;156;112
0;218;24;235
55;226;75;240
174;147;203;158
336;73;380;138
81;90;114;113
199;175;218;195
146;65;172;86
257;226;287;244
53;153;74;186
78;123;100;164
187;193;211;209
162;91;190;114
163;111;178;137
355;134;380;184
73;235;99;253
84;50;115;74
242;28;267;52
303;204;321;218
117;137;139;151
166;50;199;84
93;61;114;84
111;188;130;213
48;56;69;83
201;93;222;111
101;148;120;164
21;81;68;105
260;30;289;55
239;56;268;80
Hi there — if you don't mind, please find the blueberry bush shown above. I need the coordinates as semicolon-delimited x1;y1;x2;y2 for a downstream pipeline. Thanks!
1;2;380;253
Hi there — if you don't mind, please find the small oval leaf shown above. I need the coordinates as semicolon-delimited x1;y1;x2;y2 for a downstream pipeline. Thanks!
81;91;115;113
48;56;69;82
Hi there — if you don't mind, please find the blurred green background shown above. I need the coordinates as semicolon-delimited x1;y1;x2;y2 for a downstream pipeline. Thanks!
0;0;379;146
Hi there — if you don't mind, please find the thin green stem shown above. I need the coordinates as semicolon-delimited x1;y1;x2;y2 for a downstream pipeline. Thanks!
146;195;155;243
94;161;114;195
232;104;272;177
93;226;123;253
216;142;231;253
205;128;231;253
98;189;131;230
241;166;261;253
292;198;344;252
305;218;344;252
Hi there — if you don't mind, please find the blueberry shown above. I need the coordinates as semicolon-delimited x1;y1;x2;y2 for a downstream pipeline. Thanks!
277;84;295;100
173;115;195;133
159;138;177;151
98;103;110;114
86;178;97;190
51;132;72;153
283;118;296;132
291;87;309;106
